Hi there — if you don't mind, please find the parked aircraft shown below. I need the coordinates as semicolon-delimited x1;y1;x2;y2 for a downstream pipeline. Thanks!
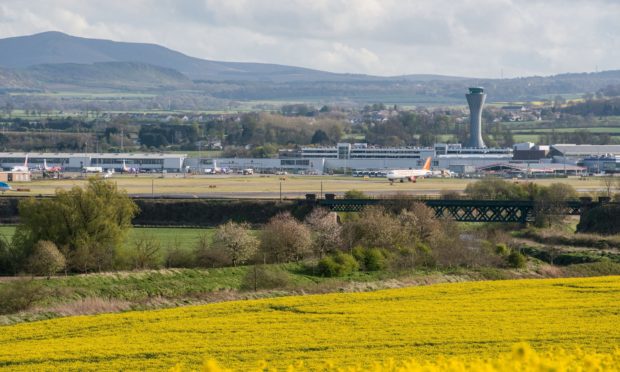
386;157;432;183
11;155;29;172
42;159;62;172
204;160;224;174
205;160;231;174
122;160;139;174
0;181;12;193
103;169;115;179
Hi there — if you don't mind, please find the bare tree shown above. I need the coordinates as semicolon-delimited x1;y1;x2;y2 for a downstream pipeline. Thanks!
601;175;616;198
131;235;161;270
212;221;259;266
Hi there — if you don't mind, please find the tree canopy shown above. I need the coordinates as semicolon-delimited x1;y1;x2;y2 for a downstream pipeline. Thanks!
12;178;138;273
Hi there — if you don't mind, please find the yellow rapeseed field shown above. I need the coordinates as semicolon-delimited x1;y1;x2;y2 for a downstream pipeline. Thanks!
174;344;620;372
0;276;619;371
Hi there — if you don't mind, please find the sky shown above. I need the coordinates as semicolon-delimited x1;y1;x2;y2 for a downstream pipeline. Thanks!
0;0;618;78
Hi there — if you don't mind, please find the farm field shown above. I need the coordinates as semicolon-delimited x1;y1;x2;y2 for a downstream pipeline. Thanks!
2;174;607;198
0;276;618;370
515;127;620;134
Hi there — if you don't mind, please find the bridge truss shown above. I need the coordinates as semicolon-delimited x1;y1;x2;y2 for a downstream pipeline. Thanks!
317;199;591;223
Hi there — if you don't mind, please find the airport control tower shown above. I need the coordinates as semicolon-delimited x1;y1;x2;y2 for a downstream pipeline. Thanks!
466;87;486;148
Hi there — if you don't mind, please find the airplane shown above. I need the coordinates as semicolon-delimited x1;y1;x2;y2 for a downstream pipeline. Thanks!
11;155;29;172
204;160;222;174
386;157;432;183
0;181;12;193
42;159;62;173
122;160;139;174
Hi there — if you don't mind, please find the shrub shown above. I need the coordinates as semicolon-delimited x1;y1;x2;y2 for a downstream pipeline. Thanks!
343;189;368;199
390;242;434;270
0;278;46;314
164;248;196;268
316;252;359;277
577;204;620;235
240;265;293;291
130;236;161;270
495;243;510;256
26;240;66;278
0;234;14;275
352;247;388;271
464;178;530;200
507;251;527;268
194;233;229;268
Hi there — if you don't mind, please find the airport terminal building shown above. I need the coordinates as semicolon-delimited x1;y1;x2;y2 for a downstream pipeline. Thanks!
0;153;186;172
185;143;513;175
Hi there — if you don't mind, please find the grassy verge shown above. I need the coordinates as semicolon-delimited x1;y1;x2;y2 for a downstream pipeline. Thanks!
514;228;620;249
2;260;620;325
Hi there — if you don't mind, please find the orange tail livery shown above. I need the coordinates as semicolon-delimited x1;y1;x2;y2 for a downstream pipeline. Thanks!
423;157;432;170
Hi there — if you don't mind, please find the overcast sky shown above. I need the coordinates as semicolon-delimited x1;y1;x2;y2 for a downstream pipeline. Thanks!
0;0;618;78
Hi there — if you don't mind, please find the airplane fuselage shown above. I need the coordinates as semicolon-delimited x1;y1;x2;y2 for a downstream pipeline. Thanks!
386;169;431;182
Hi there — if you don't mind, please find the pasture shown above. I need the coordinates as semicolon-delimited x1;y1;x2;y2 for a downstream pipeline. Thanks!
3;174;607;198
0;226;213;254
0;276;618;370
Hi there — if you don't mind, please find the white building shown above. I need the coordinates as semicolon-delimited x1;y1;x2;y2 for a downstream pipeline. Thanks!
0;152;187;172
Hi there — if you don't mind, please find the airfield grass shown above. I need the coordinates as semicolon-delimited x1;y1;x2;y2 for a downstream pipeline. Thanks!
2;175;607;198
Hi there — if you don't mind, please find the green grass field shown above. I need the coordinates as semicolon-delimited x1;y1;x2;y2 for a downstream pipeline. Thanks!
513;127;620;134
0;226;213;253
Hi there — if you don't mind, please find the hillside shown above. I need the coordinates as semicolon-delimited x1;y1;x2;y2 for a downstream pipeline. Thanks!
0;31;369;83
0;276;618;370
1;32;620;103
25;62;191;90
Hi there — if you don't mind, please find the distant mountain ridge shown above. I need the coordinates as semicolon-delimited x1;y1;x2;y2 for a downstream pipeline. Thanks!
1;31;620;104
0;31;388;82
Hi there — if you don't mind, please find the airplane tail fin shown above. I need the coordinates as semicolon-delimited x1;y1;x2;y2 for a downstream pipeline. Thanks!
423;157;432;171
24;155;28;167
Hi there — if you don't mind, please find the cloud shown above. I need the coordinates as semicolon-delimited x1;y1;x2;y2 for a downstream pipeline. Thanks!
0;0;618;77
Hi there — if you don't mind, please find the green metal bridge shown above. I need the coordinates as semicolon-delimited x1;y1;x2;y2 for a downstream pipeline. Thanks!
316;198;598;224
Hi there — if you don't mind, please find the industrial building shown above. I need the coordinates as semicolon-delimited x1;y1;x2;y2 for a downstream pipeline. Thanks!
0;171;31;182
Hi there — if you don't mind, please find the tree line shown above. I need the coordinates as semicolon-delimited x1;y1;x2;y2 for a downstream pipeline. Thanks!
1;178;573;278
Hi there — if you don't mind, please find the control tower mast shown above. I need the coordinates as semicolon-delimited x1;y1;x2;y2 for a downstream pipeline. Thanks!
466;87;486;148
